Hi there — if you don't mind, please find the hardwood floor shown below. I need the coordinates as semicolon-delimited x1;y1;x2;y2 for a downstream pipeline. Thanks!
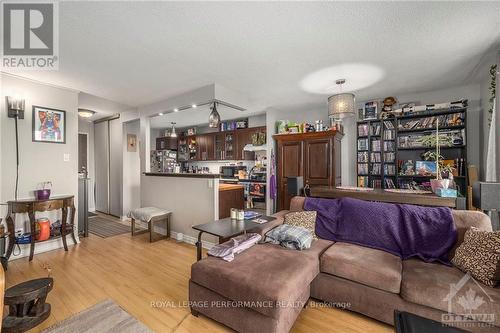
5;226;392;333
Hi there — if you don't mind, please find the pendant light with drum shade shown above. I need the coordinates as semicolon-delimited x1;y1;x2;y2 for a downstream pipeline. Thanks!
328;79;355;124
208;102;221;128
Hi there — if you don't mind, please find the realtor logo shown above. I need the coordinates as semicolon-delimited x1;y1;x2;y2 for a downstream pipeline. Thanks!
1;1;59;70
441;273;495;328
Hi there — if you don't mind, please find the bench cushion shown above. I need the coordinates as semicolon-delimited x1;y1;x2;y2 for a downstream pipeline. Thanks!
191;242;323;319
128;207;170;222
320;242;402;294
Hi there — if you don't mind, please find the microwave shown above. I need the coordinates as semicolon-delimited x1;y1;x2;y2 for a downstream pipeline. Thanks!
220;166;246;179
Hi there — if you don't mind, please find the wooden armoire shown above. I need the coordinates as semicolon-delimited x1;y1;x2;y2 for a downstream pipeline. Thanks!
273;130;343;210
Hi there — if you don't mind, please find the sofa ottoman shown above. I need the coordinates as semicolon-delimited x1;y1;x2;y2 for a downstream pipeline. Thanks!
189;241;332;333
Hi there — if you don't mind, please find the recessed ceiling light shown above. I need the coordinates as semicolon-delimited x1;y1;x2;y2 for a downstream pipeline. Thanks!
300;63;384;95
159;112;163;116
173;108;179;112
192;104;197;108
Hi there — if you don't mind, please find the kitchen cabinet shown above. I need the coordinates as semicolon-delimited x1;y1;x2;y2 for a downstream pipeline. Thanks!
235;126;266;160
196;134;215;161
156;137;177;151
274;130;343;210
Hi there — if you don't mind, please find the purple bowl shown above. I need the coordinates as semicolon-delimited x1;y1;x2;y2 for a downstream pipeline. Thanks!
36;189;51;200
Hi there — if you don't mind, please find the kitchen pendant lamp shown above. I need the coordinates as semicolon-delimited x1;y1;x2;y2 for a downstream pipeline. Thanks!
170;122;177;138
208;102;221;128
328;79;355;121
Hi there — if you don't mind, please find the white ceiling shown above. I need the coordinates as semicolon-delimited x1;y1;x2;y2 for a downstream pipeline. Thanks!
150;103;248;129
6;2;500;112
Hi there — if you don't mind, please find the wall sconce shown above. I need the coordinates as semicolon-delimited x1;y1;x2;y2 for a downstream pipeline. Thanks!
6;95;25;119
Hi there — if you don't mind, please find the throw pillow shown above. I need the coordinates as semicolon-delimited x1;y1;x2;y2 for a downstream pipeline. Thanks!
264;224;313;250
284;211;317;240
451;227;500;287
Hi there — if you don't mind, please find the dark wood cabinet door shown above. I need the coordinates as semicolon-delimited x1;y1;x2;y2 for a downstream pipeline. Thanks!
205;134;215;160
214;133;225;160
304;138;332;186
278;141;303;210
235;129;253;160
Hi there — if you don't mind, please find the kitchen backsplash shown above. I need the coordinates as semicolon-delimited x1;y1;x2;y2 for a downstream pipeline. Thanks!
186;161;256;174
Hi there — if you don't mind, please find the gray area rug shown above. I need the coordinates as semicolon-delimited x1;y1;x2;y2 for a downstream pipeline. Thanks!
42;299;152;333
88;216;130;238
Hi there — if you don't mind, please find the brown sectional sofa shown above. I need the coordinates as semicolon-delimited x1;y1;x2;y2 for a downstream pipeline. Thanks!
190;196;499;333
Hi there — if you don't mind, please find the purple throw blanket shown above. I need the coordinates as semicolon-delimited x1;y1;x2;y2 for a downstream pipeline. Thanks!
304;197;457;264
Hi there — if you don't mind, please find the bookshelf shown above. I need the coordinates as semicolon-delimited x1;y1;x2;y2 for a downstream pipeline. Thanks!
356;106;468;195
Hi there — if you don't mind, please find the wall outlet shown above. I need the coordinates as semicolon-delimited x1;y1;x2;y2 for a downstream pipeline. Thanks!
63;153;70;162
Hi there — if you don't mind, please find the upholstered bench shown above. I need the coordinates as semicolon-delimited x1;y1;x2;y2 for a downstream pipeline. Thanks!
128;207;171;242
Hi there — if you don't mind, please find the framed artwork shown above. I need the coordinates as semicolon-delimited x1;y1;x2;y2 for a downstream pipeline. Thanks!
127;134;137;152
363;101;378;120
32;106;66;144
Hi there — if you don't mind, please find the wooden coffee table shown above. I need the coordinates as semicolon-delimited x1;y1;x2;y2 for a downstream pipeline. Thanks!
192;216;276;261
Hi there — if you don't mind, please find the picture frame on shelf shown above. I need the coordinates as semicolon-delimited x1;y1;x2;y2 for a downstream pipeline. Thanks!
363;101;378;120
32;106;66;144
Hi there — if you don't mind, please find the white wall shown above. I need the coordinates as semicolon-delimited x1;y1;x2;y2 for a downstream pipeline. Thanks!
1;74;79;257
141;175;218;246
122;120;141;217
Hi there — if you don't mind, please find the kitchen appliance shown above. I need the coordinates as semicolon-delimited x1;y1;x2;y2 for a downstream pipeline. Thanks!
151;150;177;173
220;166;247;182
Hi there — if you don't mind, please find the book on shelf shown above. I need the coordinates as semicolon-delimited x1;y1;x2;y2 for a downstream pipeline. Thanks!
358;123;369;136
385;178;396;189
357;176;369;187
384;152;395;163
398;112;464;131
370;123;382;136
398;160;415;175
370;152;381;163
383;120;395;129
358;151;369;162
371;163;381;175
371;179;382;189
383;130;395;140
358;163;369;174
371;139;381;151
358;138;369;150
384;164;396;176
383;141;395;151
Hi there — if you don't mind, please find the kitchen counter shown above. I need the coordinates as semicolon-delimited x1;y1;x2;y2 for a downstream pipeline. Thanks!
143;172;220;179
219;184;245;192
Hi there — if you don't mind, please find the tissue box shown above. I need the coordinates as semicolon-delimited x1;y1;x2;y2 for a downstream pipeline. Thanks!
436;188;457;198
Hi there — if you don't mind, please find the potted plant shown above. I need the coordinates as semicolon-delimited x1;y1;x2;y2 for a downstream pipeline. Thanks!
417;122;454;193
35;181;52;200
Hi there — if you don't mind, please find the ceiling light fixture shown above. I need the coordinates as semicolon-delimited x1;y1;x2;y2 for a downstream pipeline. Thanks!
78;108;96;118
191;104;197;108
170;122;177;138
173;108;179;112
159;112;164;116
208;102;221;128
328;79;355;122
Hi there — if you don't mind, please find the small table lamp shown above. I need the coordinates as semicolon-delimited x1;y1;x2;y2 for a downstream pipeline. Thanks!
472;182;500;230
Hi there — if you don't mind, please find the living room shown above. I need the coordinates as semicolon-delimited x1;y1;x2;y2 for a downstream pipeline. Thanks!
1;1;500;333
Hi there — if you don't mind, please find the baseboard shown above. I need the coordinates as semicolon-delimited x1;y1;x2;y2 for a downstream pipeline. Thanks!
170;231;215;250
128;219;215;250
